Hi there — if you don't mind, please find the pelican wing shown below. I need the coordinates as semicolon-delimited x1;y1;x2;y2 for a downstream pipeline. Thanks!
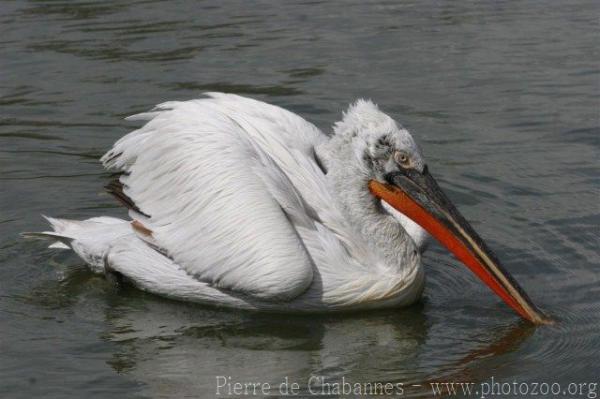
100;93;340;301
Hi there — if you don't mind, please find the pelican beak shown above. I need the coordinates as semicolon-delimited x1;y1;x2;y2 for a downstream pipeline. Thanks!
368;167;552;325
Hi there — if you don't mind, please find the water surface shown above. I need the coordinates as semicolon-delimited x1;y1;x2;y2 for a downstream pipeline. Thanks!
1;1;598;398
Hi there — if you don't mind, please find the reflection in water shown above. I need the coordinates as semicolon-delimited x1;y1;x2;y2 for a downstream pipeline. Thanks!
96;278;535;398
22;254;593;398
101;289;429;397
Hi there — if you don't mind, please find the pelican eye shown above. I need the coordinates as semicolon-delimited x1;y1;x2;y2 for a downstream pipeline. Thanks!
394;150;410;167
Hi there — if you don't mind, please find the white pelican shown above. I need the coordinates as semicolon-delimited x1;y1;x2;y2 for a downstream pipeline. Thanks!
25;93;549;324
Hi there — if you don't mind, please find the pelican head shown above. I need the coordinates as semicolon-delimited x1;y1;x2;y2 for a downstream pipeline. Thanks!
319;100;550;324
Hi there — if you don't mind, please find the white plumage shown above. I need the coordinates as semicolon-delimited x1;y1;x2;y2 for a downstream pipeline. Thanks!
28;93;431;312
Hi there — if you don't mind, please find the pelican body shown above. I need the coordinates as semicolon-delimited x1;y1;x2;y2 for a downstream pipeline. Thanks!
26;93;549;324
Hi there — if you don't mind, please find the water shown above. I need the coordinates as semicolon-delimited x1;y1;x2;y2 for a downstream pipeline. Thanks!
1;1;598;398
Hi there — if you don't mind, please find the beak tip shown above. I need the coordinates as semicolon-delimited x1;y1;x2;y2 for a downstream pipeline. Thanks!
369;179;553;327
530;312;555;326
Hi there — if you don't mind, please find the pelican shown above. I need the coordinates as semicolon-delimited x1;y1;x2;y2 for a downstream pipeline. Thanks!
25;93;549;324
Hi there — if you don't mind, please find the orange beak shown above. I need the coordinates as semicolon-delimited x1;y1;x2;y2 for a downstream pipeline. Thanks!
369;167;551;325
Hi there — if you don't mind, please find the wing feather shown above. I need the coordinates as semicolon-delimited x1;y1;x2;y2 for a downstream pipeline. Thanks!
101;93;378;302
101;94;325;300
